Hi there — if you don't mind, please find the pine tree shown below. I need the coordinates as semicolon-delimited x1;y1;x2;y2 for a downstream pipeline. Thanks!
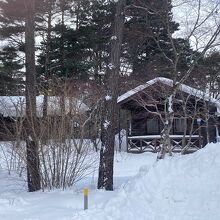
0;0;46;91
190;51;220;97
0;0;42;191
0;46;24;95
97;0;126;191
25;0;41;192
37;0;114;84
123;0;180;78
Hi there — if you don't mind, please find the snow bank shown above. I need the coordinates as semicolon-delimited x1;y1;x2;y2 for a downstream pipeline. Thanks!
74;143;220;220
1;143;220;220
0;151;155;220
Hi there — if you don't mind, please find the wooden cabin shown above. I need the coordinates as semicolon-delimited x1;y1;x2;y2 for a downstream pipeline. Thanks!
118;77;220;153
0;96;89;140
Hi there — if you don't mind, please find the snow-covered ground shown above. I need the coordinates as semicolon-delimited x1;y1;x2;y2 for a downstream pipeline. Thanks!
0;143;220;220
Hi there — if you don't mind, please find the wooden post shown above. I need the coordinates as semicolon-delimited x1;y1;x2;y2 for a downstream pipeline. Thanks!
199;127;202;148
126;119;129;152
198;118;202;148
83;188;88;210
118;108;122;152
140;139;143;152
153;138;157;152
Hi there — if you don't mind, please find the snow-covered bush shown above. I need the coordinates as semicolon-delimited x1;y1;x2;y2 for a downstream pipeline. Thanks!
0;96;99;190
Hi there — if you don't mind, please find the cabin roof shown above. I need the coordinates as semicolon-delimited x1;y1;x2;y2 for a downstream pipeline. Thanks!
117;77;220;112
0;96;89;117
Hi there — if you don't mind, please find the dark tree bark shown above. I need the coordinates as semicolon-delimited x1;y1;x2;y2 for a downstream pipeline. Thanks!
24;0;41;192
42;0;54;118
97;0;126;191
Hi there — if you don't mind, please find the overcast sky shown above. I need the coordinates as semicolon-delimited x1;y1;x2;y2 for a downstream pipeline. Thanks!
0;0;219;51
172;0;220;50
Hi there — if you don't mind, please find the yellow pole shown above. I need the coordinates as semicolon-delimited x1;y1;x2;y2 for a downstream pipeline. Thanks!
83;188;88;210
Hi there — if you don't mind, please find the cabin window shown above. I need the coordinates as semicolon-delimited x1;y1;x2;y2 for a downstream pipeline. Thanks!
131;118;146;135
146;118;159;135
174;118;185;133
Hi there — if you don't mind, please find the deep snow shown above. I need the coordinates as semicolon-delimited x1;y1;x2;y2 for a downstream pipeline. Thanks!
0;143;220;220
73;143;220;220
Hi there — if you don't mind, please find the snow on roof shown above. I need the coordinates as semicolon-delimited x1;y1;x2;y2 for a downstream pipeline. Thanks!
0;96;89;117
118;77;220;111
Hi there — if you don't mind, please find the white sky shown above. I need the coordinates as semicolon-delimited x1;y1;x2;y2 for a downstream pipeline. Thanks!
172;0;220;50
0;0;219;52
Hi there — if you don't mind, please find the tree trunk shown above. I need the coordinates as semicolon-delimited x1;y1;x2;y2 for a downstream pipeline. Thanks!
97;0;126;191
25;0;41;192
43;0;53;119
158;91;177;159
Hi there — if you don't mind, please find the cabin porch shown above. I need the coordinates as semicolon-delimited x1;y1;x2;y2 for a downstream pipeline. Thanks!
127;135;203;153
117;77;218;154
122;109;206;153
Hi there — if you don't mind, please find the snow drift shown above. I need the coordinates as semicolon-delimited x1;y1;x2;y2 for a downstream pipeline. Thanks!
74;143;220;220
1;143;220;220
